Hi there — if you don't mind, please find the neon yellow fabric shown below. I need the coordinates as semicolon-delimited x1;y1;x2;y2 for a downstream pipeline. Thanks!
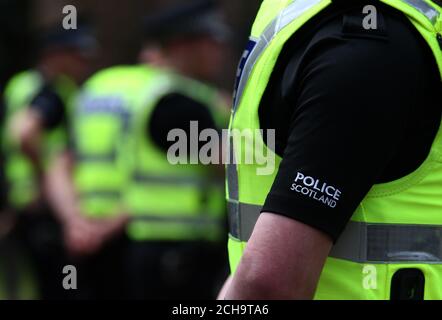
3;71;76;208
228;0;442;299
125;71;229;241
72;65;162;218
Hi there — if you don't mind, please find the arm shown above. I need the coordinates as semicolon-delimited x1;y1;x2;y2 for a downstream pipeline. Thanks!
46;150;129;256
12;109;45;180
151;93;225;174
45;151;79;225
225;213;331;300
45;151;117;256
13;85;67;184
217;275;232;300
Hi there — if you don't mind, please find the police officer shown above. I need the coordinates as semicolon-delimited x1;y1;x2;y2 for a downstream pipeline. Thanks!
47;65;146;299
124;1;232;300
223;0;442;300
4;24;96;299
47;0;231;299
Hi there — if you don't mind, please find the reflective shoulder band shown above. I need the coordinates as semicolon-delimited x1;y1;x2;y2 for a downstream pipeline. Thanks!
401;0;440;24
229;201;442;263
233;0;324;113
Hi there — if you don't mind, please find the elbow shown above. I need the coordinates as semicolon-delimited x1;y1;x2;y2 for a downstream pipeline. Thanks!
243;275;288;300
228;252;296;300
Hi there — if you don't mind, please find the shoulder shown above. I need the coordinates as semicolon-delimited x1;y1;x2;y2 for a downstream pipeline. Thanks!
3;70;44;114
279;3;434;104
304;4;431;66
151;92;217;130
155;93;210;115
5;70;42;98
166;73;229;122
6;70;41;87
31;83;64;106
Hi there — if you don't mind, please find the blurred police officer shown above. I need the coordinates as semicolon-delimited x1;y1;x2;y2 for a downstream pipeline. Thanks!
3;23;96;299
47;0;231;300
124;1;232;300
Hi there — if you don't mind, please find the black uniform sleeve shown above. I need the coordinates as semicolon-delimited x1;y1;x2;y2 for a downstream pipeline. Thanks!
30;85;66;130
148;93;217;152
261;8;436;242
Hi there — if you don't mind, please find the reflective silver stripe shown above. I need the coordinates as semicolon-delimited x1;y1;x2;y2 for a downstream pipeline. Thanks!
75;152;116;163
133;173;210;187
331;222;442;263
228;200;262;241
229;202;442;263
228;200;240;238
227;135;239;200
233;0;323;114
400;0;440;24
79;191;121;199
227;163;238;200
131;214;224;227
